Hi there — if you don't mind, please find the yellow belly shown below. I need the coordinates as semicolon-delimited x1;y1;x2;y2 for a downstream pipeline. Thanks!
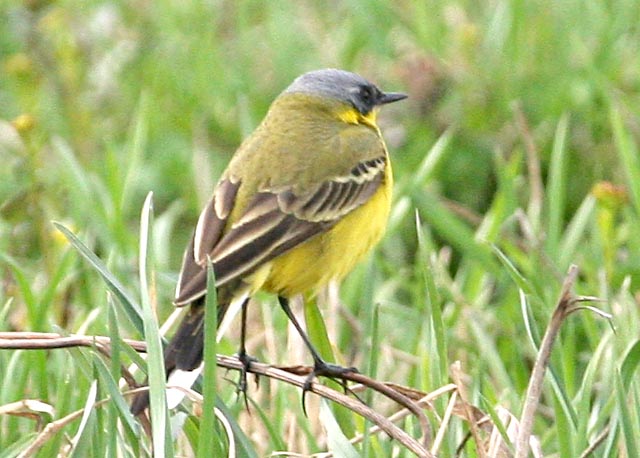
256;166;392;298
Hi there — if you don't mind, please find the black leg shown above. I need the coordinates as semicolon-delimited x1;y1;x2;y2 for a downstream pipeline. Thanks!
278;296;358;414
236;297;256;408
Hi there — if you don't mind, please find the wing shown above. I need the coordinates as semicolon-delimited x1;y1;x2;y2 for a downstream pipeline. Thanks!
174;155;387;305
174;177;239;304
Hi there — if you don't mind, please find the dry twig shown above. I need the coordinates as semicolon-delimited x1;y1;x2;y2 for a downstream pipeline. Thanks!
515;264;587;457
450;361;486;458
0;332;433;457
512;101;544;231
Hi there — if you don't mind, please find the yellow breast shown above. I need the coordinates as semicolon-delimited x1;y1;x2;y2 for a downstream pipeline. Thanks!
257;162;393;298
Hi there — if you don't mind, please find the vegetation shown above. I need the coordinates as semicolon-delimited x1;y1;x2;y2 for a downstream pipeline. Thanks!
1;0;639;456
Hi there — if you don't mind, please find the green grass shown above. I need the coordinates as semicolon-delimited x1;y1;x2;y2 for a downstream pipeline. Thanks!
2;0;640;456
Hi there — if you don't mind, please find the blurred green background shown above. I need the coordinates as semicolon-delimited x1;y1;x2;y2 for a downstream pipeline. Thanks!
2;0;640;456
3;0;638;270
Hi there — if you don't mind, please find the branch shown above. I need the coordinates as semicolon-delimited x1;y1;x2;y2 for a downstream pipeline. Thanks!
515;264;578;457
0;332;433;458
217;356;433;457
0;332;146;351
279;363;432;446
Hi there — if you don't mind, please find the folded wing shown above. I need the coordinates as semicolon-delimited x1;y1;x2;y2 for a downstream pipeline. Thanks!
174;156;387;305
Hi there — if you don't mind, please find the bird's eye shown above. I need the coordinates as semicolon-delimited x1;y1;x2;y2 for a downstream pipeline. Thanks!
359;85;374;103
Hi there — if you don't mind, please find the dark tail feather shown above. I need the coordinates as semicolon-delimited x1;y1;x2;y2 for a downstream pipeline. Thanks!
130;299;207;415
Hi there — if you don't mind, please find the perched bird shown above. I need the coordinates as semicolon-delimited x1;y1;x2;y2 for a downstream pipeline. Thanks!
131;68;406;414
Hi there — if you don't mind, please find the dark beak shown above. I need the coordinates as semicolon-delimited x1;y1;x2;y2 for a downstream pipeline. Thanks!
378;91;408;105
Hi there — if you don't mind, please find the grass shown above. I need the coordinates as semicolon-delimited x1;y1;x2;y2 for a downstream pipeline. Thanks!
1;0;640;456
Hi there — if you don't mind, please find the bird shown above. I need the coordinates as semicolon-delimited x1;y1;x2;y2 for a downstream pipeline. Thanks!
130;68;406;415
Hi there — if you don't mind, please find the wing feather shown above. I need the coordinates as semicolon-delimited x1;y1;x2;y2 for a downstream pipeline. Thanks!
175;177;239;304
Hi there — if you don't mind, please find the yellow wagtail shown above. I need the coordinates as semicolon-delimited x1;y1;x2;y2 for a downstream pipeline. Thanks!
131;68;406;414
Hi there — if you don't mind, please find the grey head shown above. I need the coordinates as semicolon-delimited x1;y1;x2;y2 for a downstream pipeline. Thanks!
283;68;407;115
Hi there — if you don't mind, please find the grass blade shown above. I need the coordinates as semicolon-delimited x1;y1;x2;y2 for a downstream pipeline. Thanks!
362;302;380;458
94;349;140;438
107;299;121;458
545;114;569;258
319;399;360;458
611;107;640;216
408;129;453;189
416;211;447;383
620;339;640;390
558;195;596;271
53;222;144;334
197;259;223;458
138;192;172;457
615;371;640;457
491;244;535;295
411;190;499;274
68;380;97;457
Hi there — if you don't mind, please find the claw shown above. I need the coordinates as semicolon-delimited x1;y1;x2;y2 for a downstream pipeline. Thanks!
300;360;358;416
236;350;258;411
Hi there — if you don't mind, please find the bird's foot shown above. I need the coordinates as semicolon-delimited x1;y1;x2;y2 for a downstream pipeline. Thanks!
236;350;259;410
301;360;358;415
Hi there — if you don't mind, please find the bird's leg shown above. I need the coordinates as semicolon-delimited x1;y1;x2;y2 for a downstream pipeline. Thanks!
278;296;358;414
236;297;257;408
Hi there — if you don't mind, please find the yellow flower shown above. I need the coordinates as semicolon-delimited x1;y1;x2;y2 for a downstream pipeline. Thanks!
11;114;36;135
591;181;628;210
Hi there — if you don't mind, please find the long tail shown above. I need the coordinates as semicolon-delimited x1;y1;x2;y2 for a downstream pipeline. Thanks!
130;298;209;415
